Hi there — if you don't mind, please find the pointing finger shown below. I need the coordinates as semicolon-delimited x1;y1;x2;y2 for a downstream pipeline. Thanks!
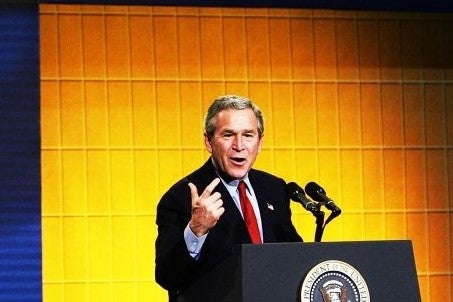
201;178;221;198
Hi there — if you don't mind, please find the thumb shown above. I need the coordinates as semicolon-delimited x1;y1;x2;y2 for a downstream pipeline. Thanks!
188;182;198;205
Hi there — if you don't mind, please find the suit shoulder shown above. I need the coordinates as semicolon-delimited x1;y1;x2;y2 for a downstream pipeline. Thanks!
249;168;285;184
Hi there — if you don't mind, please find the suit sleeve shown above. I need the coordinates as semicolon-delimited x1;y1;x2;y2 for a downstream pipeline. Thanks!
155;183;201;291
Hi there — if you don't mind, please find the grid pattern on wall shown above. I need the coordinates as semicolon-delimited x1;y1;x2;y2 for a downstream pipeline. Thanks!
40;4;453;301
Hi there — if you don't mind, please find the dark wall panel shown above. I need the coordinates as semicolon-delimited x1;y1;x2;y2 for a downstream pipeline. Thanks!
0;3;42;301
40;0;453;13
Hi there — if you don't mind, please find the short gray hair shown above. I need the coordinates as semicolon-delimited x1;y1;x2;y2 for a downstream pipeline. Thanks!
204;95;264;140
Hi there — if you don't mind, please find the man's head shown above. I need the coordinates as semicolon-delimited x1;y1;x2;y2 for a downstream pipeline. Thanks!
204;95;264;180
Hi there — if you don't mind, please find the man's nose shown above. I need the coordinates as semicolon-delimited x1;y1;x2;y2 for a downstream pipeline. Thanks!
233;134;244;150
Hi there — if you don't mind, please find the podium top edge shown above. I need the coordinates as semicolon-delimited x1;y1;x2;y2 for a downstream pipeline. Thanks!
238;239;414;247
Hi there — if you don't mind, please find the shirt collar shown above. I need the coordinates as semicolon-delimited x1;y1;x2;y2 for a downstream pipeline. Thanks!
210;158;252;192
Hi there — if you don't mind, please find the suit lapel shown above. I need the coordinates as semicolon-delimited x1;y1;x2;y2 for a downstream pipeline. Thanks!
211;183;252;244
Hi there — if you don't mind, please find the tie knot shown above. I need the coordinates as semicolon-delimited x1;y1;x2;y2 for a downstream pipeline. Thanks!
238;180;247;193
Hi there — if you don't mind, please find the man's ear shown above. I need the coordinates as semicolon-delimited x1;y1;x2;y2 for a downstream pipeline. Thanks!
204;133;213;153
257;134;264;152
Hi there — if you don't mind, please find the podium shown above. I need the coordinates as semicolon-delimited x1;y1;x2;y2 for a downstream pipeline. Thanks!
177;240;421;302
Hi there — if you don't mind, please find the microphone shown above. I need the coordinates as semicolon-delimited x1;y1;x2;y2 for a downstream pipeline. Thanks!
305;182;341;216
286;182;320;215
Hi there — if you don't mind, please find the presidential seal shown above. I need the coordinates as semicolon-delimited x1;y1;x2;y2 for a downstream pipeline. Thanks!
299;260;370;302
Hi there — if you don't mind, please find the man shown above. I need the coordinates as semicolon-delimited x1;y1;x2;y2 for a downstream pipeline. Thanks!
155;95;302;300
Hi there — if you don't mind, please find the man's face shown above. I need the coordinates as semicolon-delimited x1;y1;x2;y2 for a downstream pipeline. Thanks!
205;108;263;180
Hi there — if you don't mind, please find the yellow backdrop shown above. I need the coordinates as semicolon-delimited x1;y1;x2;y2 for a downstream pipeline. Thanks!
40;4;453;301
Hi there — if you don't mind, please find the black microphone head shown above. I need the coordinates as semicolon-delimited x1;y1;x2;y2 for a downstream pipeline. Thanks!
286;181;305;199
305;181;341;218
305;181;326;201
286;181;320;215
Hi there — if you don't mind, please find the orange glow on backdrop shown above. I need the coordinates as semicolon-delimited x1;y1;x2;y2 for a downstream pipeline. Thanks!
40;4;453;301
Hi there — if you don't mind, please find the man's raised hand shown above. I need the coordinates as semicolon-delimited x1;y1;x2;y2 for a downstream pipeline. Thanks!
188;178;225;237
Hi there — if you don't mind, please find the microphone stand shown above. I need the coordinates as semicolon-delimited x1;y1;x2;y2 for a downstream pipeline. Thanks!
312;205;325;242
314;209;341;242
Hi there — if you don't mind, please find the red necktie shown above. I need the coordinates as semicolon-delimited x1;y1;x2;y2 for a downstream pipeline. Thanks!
238;181;262;244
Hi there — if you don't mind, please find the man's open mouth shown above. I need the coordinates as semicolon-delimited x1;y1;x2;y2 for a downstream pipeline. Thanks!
230;157;246;164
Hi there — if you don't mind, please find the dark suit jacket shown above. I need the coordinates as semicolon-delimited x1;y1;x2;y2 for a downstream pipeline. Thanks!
155;158;302;299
